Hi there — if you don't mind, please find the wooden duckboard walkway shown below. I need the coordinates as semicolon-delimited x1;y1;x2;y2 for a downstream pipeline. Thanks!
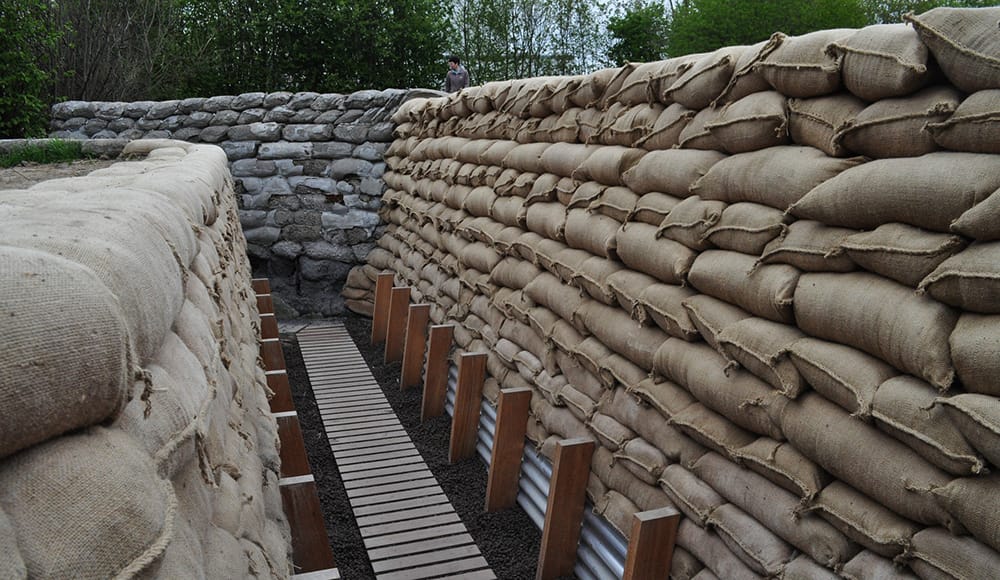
297;323;495;580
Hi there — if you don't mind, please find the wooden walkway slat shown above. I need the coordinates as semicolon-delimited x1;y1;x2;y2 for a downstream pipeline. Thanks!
298;323;493;579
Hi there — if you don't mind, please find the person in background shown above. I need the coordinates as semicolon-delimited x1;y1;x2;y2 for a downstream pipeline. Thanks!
445;56;470;93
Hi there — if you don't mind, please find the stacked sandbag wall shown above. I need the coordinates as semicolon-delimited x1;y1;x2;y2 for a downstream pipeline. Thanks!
345;7;1000;579
49;89;439;317
0;140;290;578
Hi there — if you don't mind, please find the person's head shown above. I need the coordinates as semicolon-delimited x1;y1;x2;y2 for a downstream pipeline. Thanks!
448;56;460;70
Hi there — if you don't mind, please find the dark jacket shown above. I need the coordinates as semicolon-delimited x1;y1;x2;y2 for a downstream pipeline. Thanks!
445;65;470;93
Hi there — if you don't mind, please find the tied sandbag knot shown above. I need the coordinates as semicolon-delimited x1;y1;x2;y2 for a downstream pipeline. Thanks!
135;367;155;418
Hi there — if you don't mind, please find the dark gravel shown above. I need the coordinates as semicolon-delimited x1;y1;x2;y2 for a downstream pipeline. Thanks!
281;314;543;579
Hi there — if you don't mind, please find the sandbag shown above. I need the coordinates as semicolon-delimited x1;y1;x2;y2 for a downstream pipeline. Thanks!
809;481;921;558
927;89;1000;154
676;519;762;580
630;191;682;225
629;377;697;422
708;503;796;577
759;220;857;273
908;527;1000;580
717;317;806;396
840;223;967;288
656;196;725;251
571;146;645;187
732;437;831;501
682;294;752;352
621;149;727;196
614;437;668;485
688;250;799;324
663;47;743;110
841;550;918;580
703;202;786;256
794;272;958;389
755;29;854;98
563;209;619;260
717;36;785;104
678;107;725;151
787;337;898;417
787;93;866;157
635;103;695;150
905;6;1000;92
670;403;757;460
948;314;1000;397
705;90;790;154
936;393;1000;470
828;24;932;101
635;282;699;341
919;241;1000;314
617;222;697;285
658;464;724;526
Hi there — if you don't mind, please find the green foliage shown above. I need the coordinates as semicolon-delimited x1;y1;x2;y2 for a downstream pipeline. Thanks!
860;0;996;24
607;2;671;65
0;139;88;167
0;0;60;137
667;0;868;57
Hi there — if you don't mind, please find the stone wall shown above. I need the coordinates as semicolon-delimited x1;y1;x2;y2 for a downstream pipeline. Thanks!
50;88;441;316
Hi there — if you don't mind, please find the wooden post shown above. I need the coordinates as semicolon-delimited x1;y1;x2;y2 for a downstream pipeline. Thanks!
259;313;279;339
536;438;596;580
421;325;454;421
266;370;294;413
257;293;274;315
400;304;431;389
622;507;682;580
260;338;285;371
485;388;532;512
448;352;487;463
384;286;410;363
252;278;271;295
371;273;394;344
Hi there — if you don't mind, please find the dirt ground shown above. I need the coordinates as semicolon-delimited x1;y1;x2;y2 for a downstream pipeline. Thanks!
0;159;117;191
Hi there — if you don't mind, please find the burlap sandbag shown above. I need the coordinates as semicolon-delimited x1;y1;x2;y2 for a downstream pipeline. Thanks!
841;550;918;580
571;146;646;187
0;247;132;459
703;202;786;256
795;272;959;389
630;191;681;225
663;46;744;110
656;195;726;251
556;350;605;402
840;223;967;289
489;195;526;227
834;86;961;159
688;250;799;324
948;314;1000;396
524;272;586;331
777;393;957;529
681;294;752;352
872;375;984;476
759;220;856;273
658;464;724;525
827;24;932;102
927;89;1000;154
594;491;640;539
635;282;699;340
579;301;670;371
716;35;785;105
608;60;685;107
676;519;762;580
690;145;863;210
591;186;638;222
614;436;668;485
919;241;1000;314
635;103;695;150
532;396;592;441
717;317;806;395
936;393;1000;471
708;503;796;577
905;7;1000;93
622;148;726;196
692;451;859;568
573;256;625;305
809;481;921;558
705;90;790;154
932;473;1000;552
588;412;636;451
781;555;839;580
755;29;854;97
567;180;605;210
655;340;784;440
790;152;1000;232
597;104;663;147
733;437;831;501
524;173;562;205
787;93;866;157
564;209;619;260
787;336;898;417
617;222;697;285
0;427;175;578
670;403;757;460
490;257;542;290
909;527;1000;580
677;107;725;151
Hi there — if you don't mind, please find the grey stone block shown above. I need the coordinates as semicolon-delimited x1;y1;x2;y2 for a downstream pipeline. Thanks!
199;126;230;143
264;91;293;108
313;141;353;159
271;240;302;259
352;242;376;262
267;209;294;226
117;129;145;140
264;106;296;123
159;115;185;131
295;159;329;176
62;117;87;130
333;123;369;144
272;195;300;210
171;127;201;142
239;177;266;195
371;162;387;178
291;108;320;123
241;191;273;210
335;180;355;195
353;142;387;161
179;97;206;114
184;111;213;128
243;226;282;245
303;240;354;261
95;102;126;120
237;108;267;124
299;193;338;210
107;118;135;132
228;122;282;142
146;100;180;120
283;124;333;142
220;140;258;160
337;109;365;124
359;177;384;196
345;89;382;109
231;92;266;111
329;158;373;180
239;210;268;228
293;211;323;226
259;176;292;194
322;208;380;230
311;93;344;111
83;118;109;135
211;110;240;126
202;95;235;112
136;117;161;131
144;130;172;139
245;243;272;260
288;91;320;110
367;122;395;142
299;257;352;281
292;177;337;194
283;224;322;242
124;101;155;118
267;256;297;279
52;101;95;120
314;110;344;124
231;159;276;177
259;141;312;160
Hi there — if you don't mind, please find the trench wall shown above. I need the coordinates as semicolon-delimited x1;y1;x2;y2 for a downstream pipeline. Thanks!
49;88;440;317
0;141;289;578
345;8;1000;578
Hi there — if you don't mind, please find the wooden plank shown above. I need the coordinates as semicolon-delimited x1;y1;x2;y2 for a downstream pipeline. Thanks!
449;352;487;463
260;313;280;339
436;570;496;580
281;481;336;574
372;544;482;573
376;556;490;580
384;287;411;363
622;507;681;580
323;417;400;431
400;304;430;388
277;415;312;478
342;461;433;482
339;455;426;474
260;338;285;371
356;502;455;528
349;484;444;507
371;273;394;344
421;325;453;421
326;426;407;441
257;293;274;315
362;522;468;550
252;278;271;295
343;469;436;491
322;406;395;419
485;388;532;511
333;442;415;459
536;438;596;580
331;436;411;453
345;477;440;500
352;493;450;517
337;448;422;467
267;371;294;413
367;533;476;561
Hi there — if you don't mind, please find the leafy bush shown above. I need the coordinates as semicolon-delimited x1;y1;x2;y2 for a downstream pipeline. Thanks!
0;0;59;138
0;140;88;168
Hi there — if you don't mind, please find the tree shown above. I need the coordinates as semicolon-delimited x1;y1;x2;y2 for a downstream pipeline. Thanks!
607;2;671;65
667;0;868;57
0;0;61;137
860;0;996;24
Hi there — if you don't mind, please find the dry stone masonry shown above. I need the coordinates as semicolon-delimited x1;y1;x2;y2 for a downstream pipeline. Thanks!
344;7;1000;578
50;89;439;317
0;141;289;578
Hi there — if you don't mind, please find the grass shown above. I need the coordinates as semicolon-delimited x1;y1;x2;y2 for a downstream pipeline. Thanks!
0;139;92;168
